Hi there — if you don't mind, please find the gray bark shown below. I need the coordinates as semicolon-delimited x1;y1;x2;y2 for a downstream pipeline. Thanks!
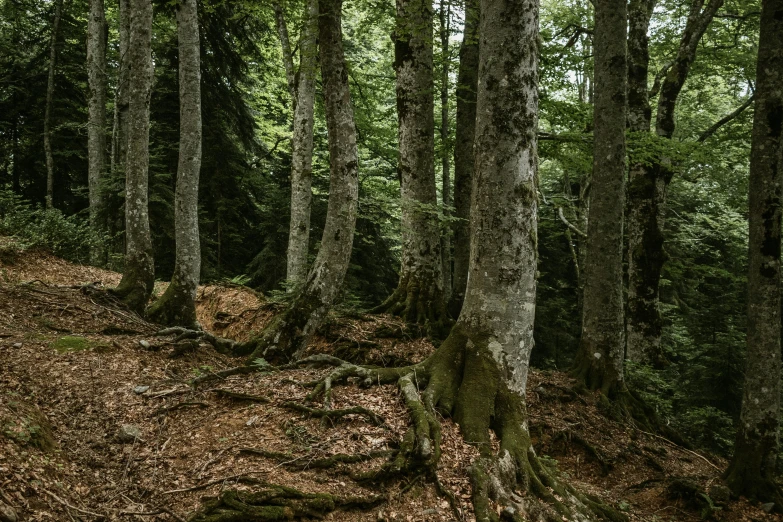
87;0;108;262
284;0;318;287
112;0;155;314
439;0;452;302
247;0;359;362
375;0;446;330
724;0;783;504
572;0;627;396
274;3;297;102
625;0;722;367
43;0;63;210
111;0;131;176
147;0;202;327
448;0;478;317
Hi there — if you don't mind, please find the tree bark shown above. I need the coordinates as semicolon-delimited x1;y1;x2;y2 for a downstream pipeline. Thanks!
439;0;452;303
375;0;447;331
112;0;155;314
724;0;783;506
245;0;359;362
625;0;722;367
448;0;478;317
283;0;318;287
87;0;108;263
110;0;131;176
146;0;202;327
43;0;64;210
571;0;627;396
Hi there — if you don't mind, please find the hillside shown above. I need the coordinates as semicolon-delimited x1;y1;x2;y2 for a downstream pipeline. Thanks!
0;240;777;522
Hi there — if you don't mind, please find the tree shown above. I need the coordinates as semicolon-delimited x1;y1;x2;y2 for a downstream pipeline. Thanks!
438;0;451;303
238;0;359;362
724;0;783;505
110;0;131;176
112;0;155;314
626;0;723;367
374;0;447;331
449;0;478;317
571;0;627;395
43;0;63;210
87;0;107;261
146;0;202;327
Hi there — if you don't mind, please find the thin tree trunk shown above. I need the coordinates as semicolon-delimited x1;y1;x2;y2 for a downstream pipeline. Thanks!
274;3;297;102
374;0;447;332
43;0;64;210
283;0;318;287
110;0;131;176
112;0;155;314
147;0;202;327
625;0;722;367
439;0;451;302
244;0;359;362
87;0;108;262
724;0;783;505
448;0;478;317
571;0;627;396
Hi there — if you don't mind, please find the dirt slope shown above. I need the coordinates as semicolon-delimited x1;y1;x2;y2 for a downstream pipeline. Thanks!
0;241;778;521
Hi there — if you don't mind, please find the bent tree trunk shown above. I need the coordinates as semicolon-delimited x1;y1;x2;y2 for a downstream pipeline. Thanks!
147;0;202;327
448;0;478;317
571;0;627;396
243;0;359;363
87;0;107;263
375;0;447;332
724;0;783;505
285;0;318;287
112;0;155;314
43;0;64;210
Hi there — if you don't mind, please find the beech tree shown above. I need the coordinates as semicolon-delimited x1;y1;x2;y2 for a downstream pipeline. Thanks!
724;0;783;505
110;0;131;176
87;0;107;261
112;0;155;314
43;0;63;210
146;0;202;327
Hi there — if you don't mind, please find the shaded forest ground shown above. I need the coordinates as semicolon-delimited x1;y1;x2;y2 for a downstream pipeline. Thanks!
0;237;778;522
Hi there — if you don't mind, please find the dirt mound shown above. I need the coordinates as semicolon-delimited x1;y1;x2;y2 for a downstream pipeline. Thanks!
0;243;778;521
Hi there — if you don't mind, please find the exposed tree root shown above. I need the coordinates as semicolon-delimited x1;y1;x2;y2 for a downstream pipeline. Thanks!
239;447;394;470
371;274;452;339
211;389;269;403
551;430;612;475
154;327;238;355
189;484;383;522
280;401;385;426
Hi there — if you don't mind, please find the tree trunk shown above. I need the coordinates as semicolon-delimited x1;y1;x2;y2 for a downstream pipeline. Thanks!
625;0;722;367
284;0;318;287
87;0;108;263
110;0;131;176
146;0;202;327
571;0;627;396
448;0;478;317
439;0;452;303
112;0;155;314
724;0;783;505
43;0;63;210
244;0;359;363
375;0;447;332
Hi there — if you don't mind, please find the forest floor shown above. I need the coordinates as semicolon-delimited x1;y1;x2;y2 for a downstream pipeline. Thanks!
0;238;779;522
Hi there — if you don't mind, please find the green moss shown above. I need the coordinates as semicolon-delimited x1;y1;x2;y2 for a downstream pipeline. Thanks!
1;394;57;451
50;335;91;353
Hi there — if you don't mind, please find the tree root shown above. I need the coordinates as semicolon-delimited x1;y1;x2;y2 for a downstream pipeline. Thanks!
550;430;612;475
191;364;271;386
211;389;269;403
154;326;240;356
189;484;383;522
280;401;385;426
239;447;394;470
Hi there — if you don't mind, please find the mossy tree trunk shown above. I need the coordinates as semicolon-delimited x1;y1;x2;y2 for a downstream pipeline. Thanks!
439;0;452;304
625;0;722;367
571;0;627;397
43;0;63;210
724;0;783;505
146;0;202;327
112;0;155;314
87;0;107;263
245;0;359;363
376;0;447;331
448;0;478;318
110;0;131;176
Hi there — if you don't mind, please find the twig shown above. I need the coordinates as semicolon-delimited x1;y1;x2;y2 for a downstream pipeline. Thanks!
162;472;267;494
197;445;235;478
636;429;720;471
557;207;587;238
41;489;105;518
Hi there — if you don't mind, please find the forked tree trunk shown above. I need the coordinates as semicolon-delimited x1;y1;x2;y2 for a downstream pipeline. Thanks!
87;0;108;262
110;0;131;176
284;0;318;287
112;0;155;314
571;0;627;396
43;0;63;210
625;0;722;367
146;0;202;327
724;0;783;505
375;0;447;331
244;0;359;362
448;0;478;317
439;0;452;302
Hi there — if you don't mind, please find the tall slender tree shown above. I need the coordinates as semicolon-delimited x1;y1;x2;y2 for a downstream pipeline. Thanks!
110;0;131;176
112;0;155;314
439;0;452;302
571;0;627;396
724;0;783;505
146;0;202;327
448;0;478;316
87;0;107;261
43;0;63;210
375;0;447;331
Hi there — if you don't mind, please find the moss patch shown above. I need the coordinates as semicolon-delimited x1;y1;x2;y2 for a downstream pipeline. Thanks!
1;393;57;451
50;335;91;353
